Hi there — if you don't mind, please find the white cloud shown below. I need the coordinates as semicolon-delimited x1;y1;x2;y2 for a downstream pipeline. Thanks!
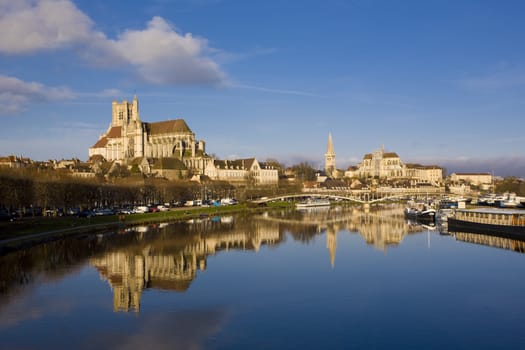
0;0;227;85
101;16;226;85
0;75;74;114
0;0;93;54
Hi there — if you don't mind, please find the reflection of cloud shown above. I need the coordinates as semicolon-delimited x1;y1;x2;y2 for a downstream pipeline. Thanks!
0;293;73;329
89;309;230;350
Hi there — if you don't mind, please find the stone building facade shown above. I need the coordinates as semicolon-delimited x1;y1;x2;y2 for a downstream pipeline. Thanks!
342;145;443;185
205;158;279;185
449;172;492;186
89;96;212;174
355;146;406;178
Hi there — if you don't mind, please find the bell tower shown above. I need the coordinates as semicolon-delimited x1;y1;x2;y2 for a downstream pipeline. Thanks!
111;95;141;127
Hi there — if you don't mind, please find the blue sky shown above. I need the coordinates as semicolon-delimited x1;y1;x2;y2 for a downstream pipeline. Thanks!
1;0;524;176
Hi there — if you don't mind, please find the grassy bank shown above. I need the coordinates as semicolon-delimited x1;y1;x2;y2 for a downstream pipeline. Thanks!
0;202;293;247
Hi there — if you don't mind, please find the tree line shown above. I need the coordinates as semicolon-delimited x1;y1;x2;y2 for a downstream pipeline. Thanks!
0;166;302;214
0;169;235;213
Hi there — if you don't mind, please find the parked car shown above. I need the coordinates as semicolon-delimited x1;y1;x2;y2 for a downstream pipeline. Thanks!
134;206;149;214
0;208;11;221
117;208;134;215
67;208;80;216
156;205;169;212
93;208;115;216
220;198;238;205
78;209;94;218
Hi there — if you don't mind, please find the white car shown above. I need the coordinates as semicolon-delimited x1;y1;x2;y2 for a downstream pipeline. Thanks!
134;206;149;213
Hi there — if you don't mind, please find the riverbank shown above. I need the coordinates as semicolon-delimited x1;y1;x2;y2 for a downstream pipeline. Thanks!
0;202;292;253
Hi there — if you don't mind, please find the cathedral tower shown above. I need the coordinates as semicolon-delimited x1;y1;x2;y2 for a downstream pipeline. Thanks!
325;132;336;177
111;95;141;127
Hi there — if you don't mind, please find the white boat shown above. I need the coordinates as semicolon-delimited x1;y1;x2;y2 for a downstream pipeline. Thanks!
499;193;521;208
296;198;331;209
436;208;455;222
500;200;520;208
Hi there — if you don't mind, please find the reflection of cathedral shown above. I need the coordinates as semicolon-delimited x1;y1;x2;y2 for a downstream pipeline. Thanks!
348;207;408;251
91;218;281;313
91;206;434;313
259;205;428;267
324;206;417;262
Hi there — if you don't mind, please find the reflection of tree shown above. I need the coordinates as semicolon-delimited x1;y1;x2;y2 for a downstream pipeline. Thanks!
0;236;105;309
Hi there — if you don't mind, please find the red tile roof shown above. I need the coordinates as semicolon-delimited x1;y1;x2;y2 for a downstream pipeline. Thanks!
91;126;121;148
106;126;122;138
92;137;108;148
147;119;192;135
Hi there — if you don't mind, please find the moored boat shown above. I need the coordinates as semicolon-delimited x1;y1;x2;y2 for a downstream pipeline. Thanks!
448;208;525;239
438;198;466;209
296;198;331;209
404;206;436;222
436;208;455;222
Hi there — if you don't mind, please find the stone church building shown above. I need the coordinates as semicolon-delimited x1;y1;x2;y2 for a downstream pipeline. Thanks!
324;134;443;185
89;96;212;175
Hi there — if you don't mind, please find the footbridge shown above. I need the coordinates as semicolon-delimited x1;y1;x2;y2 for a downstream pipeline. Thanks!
250;188;443;206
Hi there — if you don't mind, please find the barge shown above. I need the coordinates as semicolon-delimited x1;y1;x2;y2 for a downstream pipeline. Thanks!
448;208;525;240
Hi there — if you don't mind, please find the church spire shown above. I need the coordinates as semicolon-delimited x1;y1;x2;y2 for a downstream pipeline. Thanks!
324;132;336;177
327;132;334;155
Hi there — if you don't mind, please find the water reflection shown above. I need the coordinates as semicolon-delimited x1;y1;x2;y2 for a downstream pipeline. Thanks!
259;205;432;265
3;205;523;317
91;216;282;313
452;231;525;253
2;206;525;349
0;206;433;312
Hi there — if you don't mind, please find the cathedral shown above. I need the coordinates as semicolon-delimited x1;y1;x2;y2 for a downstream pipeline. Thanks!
89;96;212;174
324;134;443;185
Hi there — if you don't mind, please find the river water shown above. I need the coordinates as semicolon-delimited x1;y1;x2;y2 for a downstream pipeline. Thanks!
1;205;524;349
